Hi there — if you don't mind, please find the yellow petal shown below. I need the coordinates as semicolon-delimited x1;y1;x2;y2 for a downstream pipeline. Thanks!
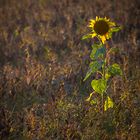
91;33;96;38
101;36;106;44
88;20;95;28
90;19;96;23
96;16;98;21
107;18;110;22
106;34;110;39
88;24;92;27
109;22;116;26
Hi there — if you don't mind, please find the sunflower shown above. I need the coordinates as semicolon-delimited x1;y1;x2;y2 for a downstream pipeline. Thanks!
88;16;120;44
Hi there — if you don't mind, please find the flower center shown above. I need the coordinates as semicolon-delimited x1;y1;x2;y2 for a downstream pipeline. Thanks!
94;20;109;35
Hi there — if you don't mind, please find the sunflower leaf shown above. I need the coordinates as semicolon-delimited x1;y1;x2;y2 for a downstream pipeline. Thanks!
90;44;104;60
94;47;106;59
90;99;97;105
82;34;93;40
108;63;122;76
90;46;98;60
83;69;93;81
86;92;93;101
84;60;103;81
104;96;114;111
91;43;102;49
111;26;122;32
89;60;103;69
91;79;107;95
108;47;119;54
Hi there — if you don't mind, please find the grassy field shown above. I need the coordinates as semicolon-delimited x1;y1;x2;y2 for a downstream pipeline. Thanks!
0;0;140;139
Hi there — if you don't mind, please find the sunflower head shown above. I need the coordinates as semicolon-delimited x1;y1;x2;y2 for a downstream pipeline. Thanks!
94;20;109;35
88;16;121;44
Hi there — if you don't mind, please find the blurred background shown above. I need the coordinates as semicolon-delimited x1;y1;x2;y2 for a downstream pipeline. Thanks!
0;0;139;139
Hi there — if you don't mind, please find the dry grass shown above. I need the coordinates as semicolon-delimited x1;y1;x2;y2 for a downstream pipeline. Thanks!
0;0;140;139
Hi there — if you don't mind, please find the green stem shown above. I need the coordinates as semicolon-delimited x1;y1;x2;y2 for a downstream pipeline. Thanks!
96;37;106;113
102;56;106;113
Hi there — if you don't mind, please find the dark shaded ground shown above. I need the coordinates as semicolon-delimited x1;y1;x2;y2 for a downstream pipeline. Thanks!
0;0;140;139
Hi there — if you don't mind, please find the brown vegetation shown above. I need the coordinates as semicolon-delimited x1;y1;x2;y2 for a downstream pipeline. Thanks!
0;0;139;139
